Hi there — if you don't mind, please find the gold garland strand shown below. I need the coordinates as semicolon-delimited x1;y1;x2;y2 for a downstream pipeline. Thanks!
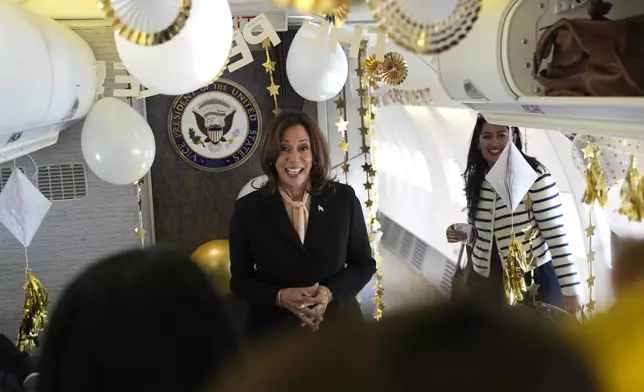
16;266;49;351
135;179;146;248
262;38;281;116
618;154;644;221
522;131;539;302
357;42;384;321
580;142;607;321
585;210;597;321
334;91;350;184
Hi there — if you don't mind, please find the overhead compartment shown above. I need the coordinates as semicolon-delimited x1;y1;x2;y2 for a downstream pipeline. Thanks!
435;0;644;138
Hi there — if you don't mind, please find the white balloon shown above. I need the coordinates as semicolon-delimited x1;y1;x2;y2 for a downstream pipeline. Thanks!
238;175;268;200
81;98;156;185
115;0;233;95
286;22;348;102
604;180;644;240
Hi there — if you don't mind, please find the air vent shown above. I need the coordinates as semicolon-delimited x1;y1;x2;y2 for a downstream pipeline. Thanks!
37;164;88;201
440;261;457;294
0;167;26;192
380;214;391;236
387;222;402;249
399;230;414;259
410;241;427;272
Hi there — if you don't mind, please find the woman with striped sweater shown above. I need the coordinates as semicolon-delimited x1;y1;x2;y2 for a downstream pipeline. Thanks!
446;115;582;313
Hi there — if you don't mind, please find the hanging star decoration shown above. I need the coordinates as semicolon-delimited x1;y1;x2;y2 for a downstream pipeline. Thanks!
522;222;540;301
579;142;607;322
356;42;384;321
335;118;349;133
262;38;281;116
339;140;349;153
334;94;350;183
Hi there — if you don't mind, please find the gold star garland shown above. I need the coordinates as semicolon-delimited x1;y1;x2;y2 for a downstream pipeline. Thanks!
357;42;384;321
522;135;539;302
135;179;146;248
580;142;607;321
262;38;281;116
334;90;350;184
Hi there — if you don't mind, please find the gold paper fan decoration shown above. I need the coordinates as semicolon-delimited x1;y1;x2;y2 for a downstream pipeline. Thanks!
324;3;350;27
99;0;192;46
273;0;349;15
365;55;383;83
377;52;408;85
367;0;483;55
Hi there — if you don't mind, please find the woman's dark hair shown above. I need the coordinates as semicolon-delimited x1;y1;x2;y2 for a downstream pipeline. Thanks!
259;110;333;195
463;114;545;222
37;247;240;392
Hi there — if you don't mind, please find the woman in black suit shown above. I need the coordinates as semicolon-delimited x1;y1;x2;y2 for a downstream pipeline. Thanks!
229;110;376;340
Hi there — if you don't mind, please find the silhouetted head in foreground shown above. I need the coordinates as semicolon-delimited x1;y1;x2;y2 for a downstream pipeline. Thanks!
216;301;598;392
37;247;240;392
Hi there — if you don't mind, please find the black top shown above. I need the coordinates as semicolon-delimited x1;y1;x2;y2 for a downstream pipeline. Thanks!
229;182;376;338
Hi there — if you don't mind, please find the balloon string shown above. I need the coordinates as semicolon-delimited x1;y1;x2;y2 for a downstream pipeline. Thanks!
24;246;29;274
136;180;145;248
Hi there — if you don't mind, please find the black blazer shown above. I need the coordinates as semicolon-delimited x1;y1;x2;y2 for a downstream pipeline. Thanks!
229;182;376;338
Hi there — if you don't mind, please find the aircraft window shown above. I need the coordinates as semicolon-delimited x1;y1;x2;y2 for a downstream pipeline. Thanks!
445;159;467;208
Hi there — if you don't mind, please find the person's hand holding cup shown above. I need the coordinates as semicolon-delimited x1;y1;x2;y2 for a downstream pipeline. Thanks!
446;223;472;243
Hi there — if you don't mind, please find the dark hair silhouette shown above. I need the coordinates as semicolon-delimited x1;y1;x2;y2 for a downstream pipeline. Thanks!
259;110;333;195
216;301;598;392
37;247;240;392
463;114;544;223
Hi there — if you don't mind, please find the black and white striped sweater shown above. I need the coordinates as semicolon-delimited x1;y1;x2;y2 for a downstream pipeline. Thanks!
467;171;581;296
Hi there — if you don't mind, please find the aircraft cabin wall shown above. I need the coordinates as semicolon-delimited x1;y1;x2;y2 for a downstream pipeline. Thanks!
373;104;615;313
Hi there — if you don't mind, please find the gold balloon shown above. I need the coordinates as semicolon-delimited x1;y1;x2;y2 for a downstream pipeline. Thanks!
580;282;644;392
192;240;231;295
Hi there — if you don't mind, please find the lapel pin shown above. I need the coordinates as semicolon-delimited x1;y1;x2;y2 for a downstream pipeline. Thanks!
318;205;324;212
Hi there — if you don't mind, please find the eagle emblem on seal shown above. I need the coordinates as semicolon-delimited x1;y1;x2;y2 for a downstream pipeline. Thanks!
193;109;236;145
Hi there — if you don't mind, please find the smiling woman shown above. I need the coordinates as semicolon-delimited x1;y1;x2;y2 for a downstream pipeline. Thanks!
446;114;583;312
228;111;376;343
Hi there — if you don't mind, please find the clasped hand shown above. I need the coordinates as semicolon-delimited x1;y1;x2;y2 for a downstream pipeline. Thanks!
278;283;332;332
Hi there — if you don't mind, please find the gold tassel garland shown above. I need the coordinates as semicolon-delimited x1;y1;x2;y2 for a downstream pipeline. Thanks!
504;234;529;306
581;143;608;207
16;270;49;351
618;154;644;222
